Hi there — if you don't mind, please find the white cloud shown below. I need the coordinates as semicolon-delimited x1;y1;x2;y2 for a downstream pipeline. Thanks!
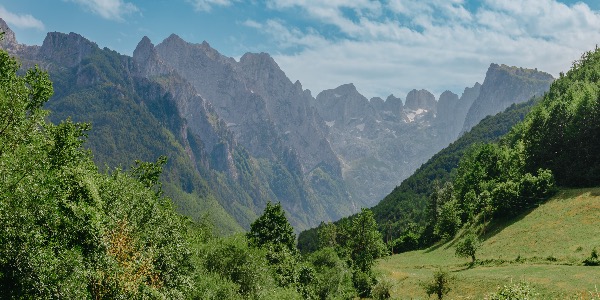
0;5;45;30
67;0;138;21
187;0;235;12
256;0;600;99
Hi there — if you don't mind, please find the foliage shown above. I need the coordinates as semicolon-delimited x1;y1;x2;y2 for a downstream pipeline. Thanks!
202;235;272;297
512;47;600;187
364;98;539;247
306;247;356;299
346;208;387;273
247;202;297;252
455;233;481;264
0;49;192;298
352;270;375;298
422;269;452;300
487;280;539;300
583;248;600;266
371;278;393;300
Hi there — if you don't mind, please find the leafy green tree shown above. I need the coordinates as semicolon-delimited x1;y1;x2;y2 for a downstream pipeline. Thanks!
307;247;355;299
317;221;338;249
247;202;296;252
347;208;387;274
455;233;481;264
422;269;452;300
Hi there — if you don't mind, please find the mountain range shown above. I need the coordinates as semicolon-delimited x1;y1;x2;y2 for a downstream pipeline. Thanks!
0;18;554;232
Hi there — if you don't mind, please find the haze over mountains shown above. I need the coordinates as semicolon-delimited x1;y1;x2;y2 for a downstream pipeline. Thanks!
0;18;554;231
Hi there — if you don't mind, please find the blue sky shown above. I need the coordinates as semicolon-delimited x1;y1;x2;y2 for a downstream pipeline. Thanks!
2;0;600;99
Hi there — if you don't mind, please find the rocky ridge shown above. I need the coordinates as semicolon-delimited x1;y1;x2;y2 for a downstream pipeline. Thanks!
461;64;554;133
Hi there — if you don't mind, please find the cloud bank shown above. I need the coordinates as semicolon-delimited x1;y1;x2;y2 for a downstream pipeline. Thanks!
67;0;138;21
187;0;236;12
246;0;600;99
0;5;45;30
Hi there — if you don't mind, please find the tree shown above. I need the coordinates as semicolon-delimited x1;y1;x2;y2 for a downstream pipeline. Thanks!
317;221;338;249
0;48;193;298
455;233;481;264
422;269;452;300
347;208;387;274
247;202;296;252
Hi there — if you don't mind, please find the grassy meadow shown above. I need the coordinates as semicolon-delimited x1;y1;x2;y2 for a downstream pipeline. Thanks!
375;188;600;299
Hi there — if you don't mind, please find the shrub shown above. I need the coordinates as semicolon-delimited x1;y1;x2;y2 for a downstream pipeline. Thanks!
487;280;538;300
372;278;393;300
583;248;600;266
455;233;481;264
422;269;452;300
352;270;375;298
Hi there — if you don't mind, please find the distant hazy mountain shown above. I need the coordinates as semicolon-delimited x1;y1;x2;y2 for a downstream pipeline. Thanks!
312;63;552;206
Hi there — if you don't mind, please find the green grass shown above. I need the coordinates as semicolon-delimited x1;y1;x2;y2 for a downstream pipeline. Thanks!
376;187;600;299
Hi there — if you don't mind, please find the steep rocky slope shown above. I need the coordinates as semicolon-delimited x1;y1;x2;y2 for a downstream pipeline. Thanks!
461;64;553;133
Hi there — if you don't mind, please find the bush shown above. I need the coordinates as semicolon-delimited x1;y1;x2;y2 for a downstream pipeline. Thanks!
455;233;481;264
422;269;452;300
308;247;355;299
487;280;538;300
202;236;271;297
352;270;375;298
583;248;600;266
372;278;393;300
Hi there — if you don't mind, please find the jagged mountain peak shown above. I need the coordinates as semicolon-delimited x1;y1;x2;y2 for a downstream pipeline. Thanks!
164;33;185;44
238;51;287;85
39;31;98;68
438;90;459;104
405;88;436;112
0;18;18;50
240;51;275;64
488;63;554;81
461;63;553;133
133;36;155;62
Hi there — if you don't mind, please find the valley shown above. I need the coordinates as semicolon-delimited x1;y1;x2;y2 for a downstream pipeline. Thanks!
1;1;599;298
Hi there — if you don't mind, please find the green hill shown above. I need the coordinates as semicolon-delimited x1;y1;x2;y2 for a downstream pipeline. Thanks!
376;187;600;299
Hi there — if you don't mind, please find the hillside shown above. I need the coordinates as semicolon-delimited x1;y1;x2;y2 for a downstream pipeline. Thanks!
376;187;600;299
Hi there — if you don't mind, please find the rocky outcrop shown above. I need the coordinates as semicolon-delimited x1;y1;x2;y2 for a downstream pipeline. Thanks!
39;32;98;68
237;52;342;177
461;64;553;133
313;83;375;129
405;89;437;113
0;18;39;59
314;85;444;205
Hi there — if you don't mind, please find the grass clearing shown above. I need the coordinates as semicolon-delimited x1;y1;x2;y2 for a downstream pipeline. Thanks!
376;188;600;299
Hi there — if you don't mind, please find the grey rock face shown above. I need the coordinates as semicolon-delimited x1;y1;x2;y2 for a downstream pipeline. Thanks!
39;32;97;68
461;64;553;133
405;89;437;113
237;52;342;176
315;85;443;205
153;35;356;225
383;95;403;117
314;83;375;128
